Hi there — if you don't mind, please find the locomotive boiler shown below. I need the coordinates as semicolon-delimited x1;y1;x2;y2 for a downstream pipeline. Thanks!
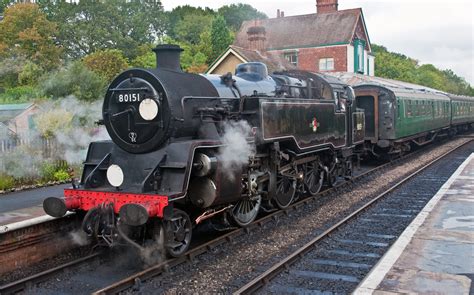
43;45;365;257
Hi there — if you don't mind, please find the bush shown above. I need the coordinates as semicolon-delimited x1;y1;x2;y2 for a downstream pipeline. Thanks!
54;169;70;182
39;162;57;181
40;61;106;101
0;174;15;191
0;57;25;88
0;85;39;103
83;49;129;82
39;161;70;182
19;61;43;86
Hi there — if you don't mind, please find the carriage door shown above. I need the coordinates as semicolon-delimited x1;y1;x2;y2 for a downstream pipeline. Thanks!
355;90;378;143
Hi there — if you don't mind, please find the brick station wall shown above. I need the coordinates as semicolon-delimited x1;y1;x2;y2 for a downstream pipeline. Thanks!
0;215;83;276
271;45;348;73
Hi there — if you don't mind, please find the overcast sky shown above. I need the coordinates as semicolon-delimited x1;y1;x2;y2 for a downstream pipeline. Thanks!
161;0;474;85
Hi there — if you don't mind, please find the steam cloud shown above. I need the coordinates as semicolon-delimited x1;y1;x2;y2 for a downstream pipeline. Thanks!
69;230;89;246
218;121;255;180
0;96;109;179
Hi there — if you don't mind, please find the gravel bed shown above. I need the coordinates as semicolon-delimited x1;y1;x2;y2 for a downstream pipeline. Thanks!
133;138;472;294
260;142;473;294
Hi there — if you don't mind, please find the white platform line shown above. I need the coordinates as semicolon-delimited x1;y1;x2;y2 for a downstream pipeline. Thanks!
0;212;74;234
353;153;474;295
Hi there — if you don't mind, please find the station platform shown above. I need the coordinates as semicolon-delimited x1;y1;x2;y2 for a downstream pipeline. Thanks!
355;153;474;294
0;183;68;227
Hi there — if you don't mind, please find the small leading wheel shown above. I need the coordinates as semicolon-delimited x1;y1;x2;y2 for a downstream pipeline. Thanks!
273;174;296;209
163;209;192;258
304;162;324;196
231;196;262;227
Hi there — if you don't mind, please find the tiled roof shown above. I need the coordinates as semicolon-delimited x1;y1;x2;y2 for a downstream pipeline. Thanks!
234;9;362;50
230;45;296;73
0;103;34;123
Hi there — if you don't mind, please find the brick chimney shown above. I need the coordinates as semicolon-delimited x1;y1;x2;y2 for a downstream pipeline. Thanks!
247;20;266;51
316;0;338;13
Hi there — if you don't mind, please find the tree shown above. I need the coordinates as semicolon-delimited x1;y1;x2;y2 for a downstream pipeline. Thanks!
83;49;129;82
217;4;267;31
0;3;62;70
372;44;474;96
167;5;215;40
174;13;213;45
40;61;106;101
38;0;166;59
210;15;233;63
0;0;13;14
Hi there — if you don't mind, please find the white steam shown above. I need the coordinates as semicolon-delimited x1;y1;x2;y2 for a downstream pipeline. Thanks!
218;121;255;180
0;96;109;179
69;230;89;246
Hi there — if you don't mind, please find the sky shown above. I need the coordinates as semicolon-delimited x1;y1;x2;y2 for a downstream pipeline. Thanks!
161;0;474;85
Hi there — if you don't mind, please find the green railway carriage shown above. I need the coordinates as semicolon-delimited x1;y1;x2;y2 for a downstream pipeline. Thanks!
449;94;474;128
353;83;451;155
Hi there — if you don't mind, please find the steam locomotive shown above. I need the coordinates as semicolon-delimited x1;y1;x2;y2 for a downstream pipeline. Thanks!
43;45;365;257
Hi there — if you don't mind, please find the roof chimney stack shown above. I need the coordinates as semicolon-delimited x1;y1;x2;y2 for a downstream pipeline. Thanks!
316;0;338;13
277;9;280;18
281;11;285;17
247;20;266;51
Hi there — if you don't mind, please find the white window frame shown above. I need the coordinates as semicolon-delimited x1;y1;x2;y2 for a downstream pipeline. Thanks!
319;58;335;71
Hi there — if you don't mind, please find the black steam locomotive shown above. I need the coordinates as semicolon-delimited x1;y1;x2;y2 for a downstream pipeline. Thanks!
44;45;365;257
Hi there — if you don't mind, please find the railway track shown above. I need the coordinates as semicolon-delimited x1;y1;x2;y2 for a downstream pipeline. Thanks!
1;137;471;294
234;140;473;294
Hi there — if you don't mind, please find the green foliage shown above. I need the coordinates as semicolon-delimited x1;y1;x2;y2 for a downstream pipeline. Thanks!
83;49;129;82
0;0;13;14
39;162;70;182
130;44;155;68
217;4;267;31
19;61;43;86
0;174;15;191
53;169;70;182
0;57;24;88
372;44;474;96
38;0;166;60
174;14;213;45
210;15;234;63
161;37;208;73
167;5;215;41
40;61;106;101
0;3;62;70
0;85;38;103
131;51;155;68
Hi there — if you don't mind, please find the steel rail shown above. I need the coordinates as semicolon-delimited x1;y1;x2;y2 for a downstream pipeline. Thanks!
0;252;101;294
91;138;472;295
233;139;472;294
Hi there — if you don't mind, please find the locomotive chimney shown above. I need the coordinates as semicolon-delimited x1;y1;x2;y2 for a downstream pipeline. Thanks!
152;44;183;71
316;0;338;13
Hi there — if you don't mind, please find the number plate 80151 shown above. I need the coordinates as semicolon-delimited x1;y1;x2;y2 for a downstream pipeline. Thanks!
116;93;142;103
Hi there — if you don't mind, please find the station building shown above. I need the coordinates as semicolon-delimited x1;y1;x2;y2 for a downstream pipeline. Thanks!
208;0;374;76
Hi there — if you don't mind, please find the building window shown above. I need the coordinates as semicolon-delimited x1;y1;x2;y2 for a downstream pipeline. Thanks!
284;52;298;66
319;58;334;71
